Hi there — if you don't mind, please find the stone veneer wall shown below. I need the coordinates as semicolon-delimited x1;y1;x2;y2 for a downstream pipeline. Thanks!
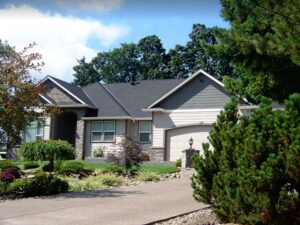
74;110;86;159
149;147;165;161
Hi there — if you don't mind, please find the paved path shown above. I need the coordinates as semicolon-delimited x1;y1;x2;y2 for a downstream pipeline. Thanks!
0;177;207;225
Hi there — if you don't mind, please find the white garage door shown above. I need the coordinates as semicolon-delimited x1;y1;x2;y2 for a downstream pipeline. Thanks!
166;125;212;161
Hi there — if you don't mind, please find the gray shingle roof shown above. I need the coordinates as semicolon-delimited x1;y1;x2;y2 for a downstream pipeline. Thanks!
102;79;184;117
82;83;130;117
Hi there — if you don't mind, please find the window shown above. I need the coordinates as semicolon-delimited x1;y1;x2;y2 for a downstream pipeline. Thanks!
91;121;115;142
138;121;151;143
24;118;44;143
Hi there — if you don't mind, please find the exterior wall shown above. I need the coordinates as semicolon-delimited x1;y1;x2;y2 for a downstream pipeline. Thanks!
158;76;232;109
84;120;126;158
43;117;51;140
44;80;78;104
127;120;151;152
152;109;221;148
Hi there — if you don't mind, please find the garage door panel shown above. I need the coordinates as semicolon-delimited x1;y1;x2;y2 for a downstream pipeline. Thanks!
166;125;211;161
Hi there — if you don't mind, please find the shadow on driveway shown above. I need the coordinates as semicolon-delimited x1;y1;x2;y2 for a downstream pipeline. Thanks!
32;188;144;200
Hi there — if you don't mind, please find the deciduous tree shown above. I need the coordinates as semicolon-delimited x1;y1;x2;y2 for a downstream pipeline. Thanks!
0;41;44;158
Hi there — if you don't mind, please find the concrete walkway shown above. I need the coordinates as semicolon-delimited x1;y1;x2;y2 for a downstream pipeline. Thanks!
0;177;207;225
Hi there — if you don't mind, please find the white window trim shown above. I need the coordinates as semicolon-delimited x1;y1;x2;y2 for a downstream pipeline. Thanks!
91;120;116;143
24;117;44;143
138;121;151;144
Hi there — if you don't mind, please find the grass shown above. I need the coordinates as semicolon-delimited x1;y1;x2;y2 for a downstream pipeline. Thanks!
2;160;180;175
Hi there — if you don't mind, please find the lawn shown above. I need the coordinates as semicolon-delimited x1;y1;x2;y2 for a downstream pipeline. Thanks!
77;160;180;174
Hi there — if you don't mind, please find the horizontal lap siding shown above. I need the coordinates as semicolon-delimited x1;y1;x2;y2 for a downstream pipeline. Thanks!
127;121;151;151
153;110;221;147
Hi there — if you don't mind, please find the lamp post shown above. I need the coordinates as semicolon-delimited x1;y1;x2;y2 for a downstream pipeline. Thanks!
189;137;193;149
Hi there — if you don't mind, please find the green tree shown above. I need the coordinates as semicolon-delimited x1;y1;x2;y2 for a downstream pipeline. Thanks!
192;95;300;225
0;41;44;158
220;0;300;103
73;57;101;87
168;24;235;79
137;35;170;80
20;140;75;172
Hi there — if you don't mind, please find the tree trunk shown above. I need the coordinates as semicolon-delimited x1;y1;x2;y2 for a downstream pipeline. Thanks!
6;138;17;159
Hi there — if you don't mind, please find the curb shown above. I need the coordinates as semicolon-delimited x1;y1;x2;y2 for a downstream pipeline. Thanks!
143;206;212;225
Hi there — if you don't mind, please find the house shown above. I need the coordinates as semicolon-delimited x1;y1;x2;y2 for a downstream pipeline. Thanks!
29;69;252;161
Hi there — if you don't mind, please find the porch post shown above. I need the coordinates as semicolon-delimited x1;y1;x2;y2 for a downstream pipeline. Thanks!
75;119;85;159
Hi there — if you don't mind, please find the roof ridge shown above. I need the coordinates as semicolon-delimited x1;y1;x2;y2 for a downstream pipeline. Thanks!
99;83;132;117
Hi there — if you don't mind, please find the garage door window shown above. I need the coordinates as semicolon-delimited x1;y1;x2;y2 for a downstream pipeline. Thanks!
138;121;151;143
91;121;115;142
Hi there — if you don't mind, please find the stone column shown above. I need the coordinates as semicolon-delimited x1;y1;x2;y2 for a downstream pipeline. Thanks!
182;149;199;168
75;119;85;159
149;147;165;161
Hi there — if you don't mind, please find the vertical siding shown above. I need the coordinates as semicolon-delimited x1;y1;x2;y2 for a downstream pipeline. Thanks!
43;117;51;140
152;110;221;147
84;120;126;158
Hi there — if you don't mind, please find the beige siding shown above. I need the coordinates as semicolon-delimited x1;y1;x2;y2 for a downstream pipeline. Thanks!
84;120;126;158
152;110;221;147
43;117;51;140
127;120;151;152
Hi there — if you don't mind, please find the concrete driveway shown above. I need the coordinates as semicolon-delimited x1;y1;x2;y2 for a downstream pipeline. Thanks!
0;177;207;225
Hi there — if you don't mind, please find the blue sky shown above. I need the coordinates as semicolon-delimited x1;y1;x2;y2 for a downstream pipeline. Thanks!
0;0;228;81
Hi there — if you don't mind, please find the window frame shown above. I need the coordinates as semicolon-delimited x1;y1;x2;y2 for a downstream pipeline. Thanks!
23;117;45;143
91;120;116;143
138;121;151;144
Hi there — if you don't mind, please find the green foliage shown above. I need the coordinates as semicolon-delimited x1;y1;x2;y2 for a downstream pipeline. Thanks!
0;41;43;157
20;140;75;171
168;24;235;79
220;0;300;102
0;160;14;169
102;165;124;175
136;172;160;182
192;94;300;224
23;161;40;169
8;173;69;197
93;147;104;158
140;164;180;175
99;174;123;187
57;161;93;176
175;158;182;167
106;136;143;175
73;25;233;85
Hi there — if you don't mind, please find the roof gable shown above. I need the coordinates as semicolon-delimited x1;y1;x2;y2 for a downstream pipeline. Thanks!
39;76;95;108
147;69;225;109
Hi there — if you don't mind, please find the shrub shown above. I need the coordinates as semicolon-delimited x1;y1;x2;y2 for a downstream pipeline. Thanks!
136;172;160;182
9;173;69;197
0;167;21;183
57;161;93;176
0;173;15;183
23;161;40;169
0;160;19;169
106;136;143;174
175;158;182;167
99;174;123;187
93;147;104;158
102;165;124;175
0;181;9;195
192;95;300;225
20;140;75;171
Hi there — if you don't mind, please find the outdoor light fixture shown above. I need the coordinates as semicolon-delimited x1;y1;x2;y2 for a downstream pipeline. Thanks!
189;137;193;149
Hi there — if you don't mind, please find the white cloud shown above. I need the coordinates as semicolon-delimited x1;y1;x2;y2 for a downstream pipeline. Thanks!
56;0;123;13
0;5;130;81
